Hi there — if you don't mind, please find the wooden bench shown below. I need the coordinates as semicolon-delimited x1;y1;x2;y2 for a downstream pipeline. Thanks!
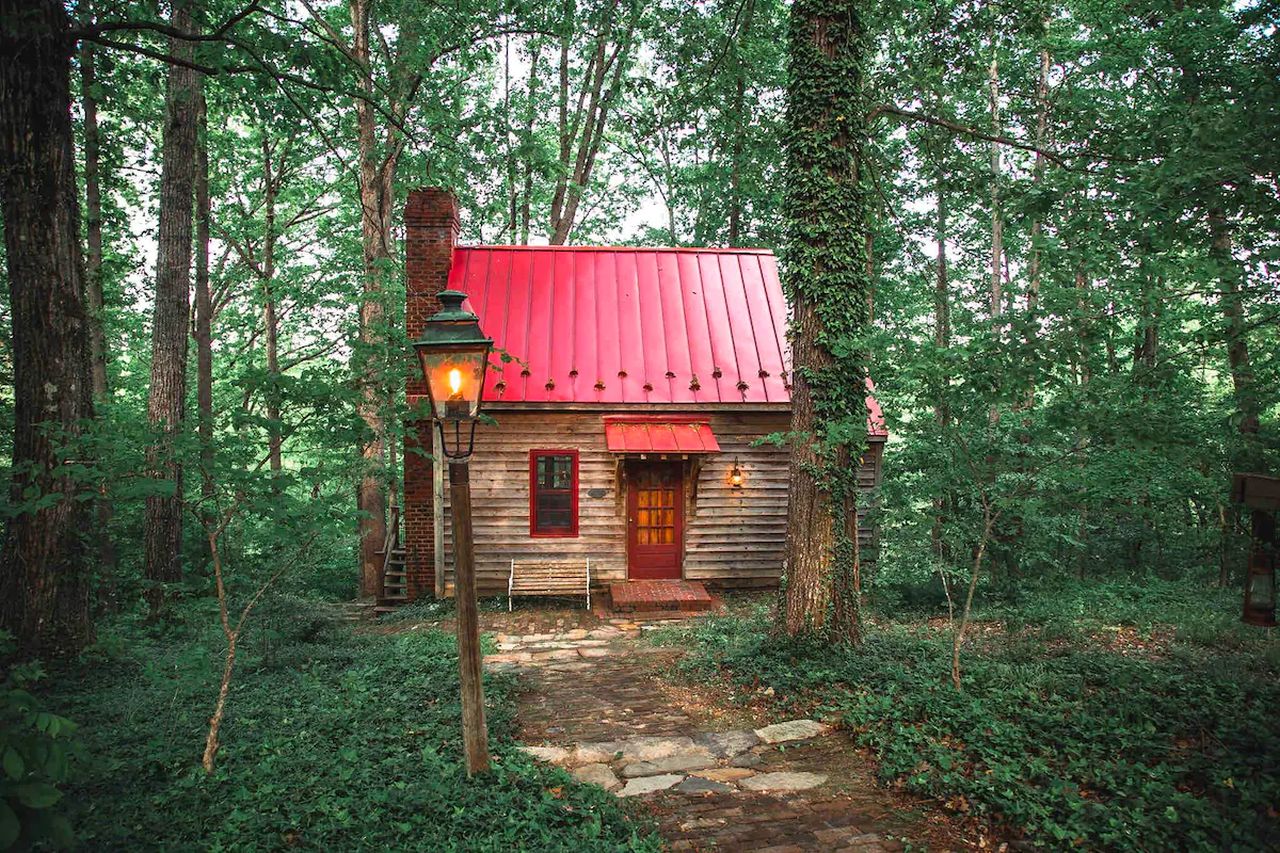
508;559;591;611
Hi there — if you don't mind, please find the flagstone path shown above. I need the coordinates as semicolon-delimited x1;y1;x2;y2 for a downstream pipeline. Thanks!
487;618;953;852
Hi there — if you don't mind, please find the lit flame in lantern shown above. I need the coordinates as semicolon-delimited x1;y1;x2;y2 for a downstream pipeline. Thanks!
448;368;462;396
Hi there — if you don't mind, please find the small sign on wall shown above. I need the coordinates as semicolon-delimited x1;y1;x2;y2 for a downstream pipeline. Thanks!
586;488;607;499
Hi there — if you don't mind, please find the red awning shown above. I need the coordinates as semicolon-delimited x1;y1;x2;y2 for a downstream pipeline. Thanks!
603;416;721;454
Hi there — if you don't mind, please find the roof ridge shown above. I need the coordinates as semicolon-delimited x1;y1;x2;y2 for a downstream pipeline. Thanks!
459;244;774;255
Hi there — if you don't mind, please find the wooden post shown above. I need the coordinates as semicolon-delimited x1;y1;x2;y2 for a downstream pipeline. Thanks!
449;459;491;774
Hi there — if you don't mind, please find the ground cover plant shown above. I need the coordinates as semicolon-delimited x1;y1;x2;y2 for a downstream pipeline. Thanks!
38;598;656;851
669;580;1280;851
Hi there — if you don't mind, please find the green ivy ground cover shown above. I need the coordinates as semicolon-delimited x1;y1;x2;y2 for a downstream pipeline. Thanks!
39;600;657;851
670;582;1280;850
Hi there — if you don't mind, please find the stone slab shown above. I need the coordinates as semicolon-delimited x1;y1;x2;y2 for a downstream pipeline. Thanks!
519;745;570;765
754;719;829;744
739;772;828;792
617;735;696;762
569;742;623;766
572;763;621;791
620;750;716;778
617;774;684;797
675;776;734;794
695;767;757;783
694;730;760;758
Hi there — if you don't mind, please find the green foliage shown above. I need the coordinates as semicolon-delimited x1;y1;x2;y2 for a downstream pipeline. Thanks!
675;584;1280;850
43;604;656;851
0;633;80;850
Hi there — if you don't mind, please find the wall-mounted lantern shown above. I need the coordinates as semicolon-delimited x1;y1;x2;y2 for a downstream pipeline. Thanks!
729;459;744;491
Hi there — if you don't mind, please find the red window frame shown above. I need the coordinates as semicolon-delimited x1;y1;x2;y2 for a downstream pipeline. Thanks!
529;449;579;538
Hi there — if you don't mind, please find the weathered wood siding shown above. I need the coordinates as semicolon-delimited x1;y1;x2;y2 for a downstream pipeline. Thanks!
437;410;884;595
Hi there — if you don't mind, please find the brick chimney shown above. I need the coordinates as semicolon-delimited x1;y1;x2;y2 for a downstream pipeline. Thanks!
403;188;458;602
405;188;460;399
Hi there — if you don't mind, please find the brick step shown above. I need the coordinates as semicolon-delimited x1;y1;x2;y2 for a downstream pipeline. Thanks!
609;580;715;613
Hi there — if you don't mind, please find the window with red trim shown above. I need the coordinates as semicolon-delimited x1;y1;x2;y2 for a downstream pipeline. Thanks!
529;450;579;537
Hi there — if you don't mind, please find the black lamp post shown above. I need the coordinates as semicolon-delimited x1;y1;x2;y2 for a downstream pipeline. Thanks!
413;289;493;775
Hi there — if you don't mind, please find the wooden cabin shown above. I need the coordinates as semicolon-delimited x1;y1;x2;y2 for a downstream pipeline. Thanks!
399;189;886;603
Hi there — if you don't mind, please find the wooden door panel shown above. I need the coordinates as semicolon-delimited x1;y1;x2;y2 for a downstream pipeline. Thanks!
627;462;683;579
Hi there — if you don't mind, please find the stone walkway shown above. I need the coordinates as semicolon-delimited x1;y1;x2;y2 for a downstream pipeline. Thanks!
487;619;944;852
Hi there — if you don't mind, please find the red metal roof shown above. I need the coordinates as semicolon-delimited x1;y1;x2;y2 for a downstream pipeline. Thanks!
603;416;721;454
438;245;888;437
450;246;788;405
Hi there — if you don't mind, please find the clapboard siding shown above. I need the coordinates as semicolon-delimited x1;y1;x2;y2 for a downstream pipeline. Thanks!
439;412;626;595
682;413;788;585
437;411;884;595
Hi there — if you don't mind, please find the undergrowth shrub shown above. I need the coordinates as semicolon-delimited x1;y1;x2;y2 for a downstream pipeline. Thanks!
43;606;656;851
0;633;80;850
676;585;1280;851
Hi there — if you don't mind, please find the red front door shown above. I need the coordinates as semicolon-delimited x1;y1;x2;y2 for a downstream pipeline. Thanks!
627;462;683;579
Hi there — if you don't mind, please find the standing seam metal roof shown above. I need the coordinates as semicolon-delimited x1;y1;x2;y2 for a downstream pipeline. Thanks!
452;245;790;405
447;245;888;436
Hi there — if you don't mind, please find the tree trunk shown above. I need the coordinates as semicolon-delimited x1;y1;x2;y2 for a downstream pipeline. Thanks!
783;302;836;634
143;0;198;613
726;0;755;246
548;0;637;244
931;165;950;560
988;55;1003;323
779;0;870;640
194;86;215;558
1024;44;1049;411
79;23;117;576
0;0;96;655
1209;207;1261;461
261;134;282;477
519;40;542;245
351;0;389;598
80;30;108;403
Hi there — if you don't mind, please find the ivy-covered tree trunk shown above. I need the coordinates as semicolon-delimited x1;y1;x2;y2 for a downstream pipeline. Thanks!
778;0;871;640
0;0;96;654
143;0;198;612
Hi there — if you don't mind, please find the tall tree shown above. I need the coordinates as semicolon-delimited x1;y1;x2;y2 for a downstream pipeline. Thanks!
0;0;96;654
143;0;199;612
348;0;392;598
79;12;118;574
779;0;872;640
549;0;641;244
79;17;108;404
194;83;215;534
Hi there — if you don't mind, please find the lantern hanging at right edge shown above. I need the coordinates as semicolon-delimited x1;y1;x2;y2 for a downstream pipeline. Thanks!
1232;473;1279;628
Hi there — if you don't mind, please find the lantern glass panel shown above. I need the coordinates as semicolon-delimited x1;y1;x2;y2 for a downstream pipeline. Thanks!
419;347;490;421
1246;570;1276;611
